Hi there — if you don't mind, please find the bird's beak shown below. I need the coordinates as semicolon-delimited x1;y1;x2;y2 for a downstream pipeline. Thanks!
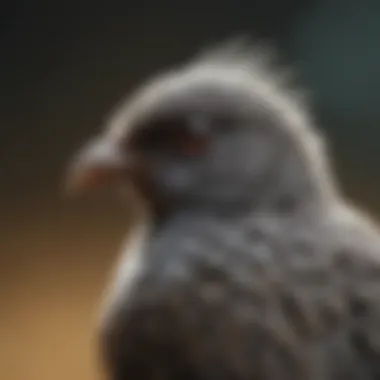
65;136;130;196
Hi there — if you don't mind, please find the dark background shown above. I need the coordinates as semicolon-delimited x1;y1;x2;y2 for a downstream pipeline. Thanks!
2;1;380;379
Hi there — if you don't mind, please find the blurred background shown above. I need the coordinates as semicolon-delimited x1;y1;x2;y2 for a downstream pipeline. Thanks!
2;1;380;379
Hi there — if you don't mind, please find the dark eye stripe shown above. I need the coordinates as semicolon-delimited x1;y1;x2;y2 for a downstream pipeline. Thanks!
129;118;208;156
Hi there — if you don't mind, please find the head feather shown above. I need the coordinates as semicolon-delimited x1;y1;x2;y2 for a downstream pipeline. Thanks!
105;37;338;199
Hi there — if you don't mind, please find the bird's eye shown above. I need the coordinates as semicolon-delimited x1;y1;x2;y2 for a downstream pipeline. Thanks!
129;118;208;157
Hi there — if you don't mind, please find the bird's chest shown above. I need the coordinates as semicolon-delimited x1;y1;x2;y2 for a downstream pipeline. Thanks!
126;218;252;306
102;215;312;333
102;216;290;345
100;217;352;379
101;218;264;376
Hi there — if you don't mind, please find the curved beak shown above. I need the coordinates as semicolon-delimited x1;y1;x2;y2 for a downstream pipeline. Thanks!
65;136;130;196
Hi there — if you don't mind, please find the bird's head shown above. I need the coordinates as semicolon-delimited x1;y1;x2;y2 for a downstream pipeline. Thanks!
66;40;336;219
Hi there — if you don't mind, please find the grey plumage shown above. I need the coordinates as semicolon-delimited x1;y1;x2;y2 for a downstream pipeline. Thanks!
68;39;380;380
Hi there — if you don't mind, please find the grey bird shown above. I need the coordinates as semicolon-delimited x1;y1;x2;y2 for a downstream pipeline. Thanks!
67;40;380;380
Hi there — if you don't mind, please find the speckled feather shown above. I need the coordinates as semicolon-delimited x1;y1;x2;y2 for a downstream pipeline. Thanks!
100;204;380;380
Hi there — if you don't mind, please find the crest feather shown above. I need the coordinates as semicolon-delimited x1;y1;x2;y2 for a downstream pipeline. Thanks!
187;36;309;108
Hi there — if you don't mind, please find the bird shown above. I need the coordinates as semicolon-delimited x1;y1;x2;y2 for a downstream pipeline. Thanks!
66;39;380;380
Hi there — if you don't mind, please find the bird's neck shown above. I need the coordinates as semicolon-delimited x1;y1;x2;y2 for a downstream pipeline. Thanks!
148;200;324;238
